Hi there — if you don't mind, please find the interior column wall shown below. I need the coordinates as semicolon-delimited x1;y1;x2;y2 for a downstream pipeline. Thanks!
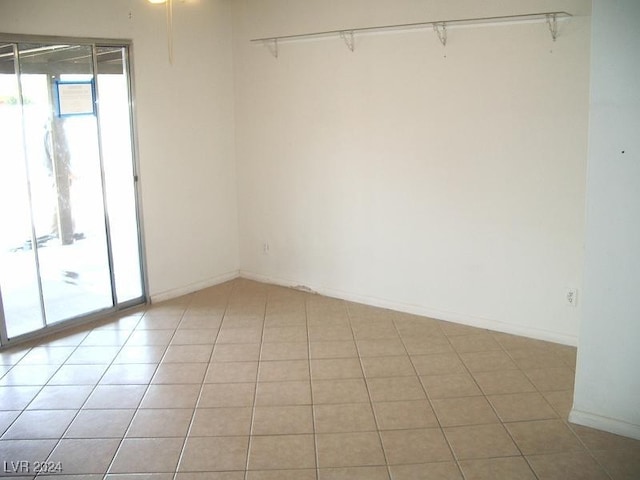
570;0;640;440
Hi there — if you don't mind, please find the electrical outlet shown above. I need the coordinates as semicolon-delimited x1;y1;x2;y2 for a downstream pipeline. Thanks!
263;242;269;254
566;288;578;307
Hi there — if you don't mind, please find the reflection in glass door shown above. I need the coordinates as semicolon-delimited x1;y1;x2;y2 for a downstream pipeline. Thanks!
0;38;144;344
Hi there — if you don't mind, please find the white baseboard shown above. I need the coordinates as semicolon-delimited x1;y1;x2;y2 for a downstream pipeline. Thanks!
150;270;240;304
239;270;577;346
569;409;640;441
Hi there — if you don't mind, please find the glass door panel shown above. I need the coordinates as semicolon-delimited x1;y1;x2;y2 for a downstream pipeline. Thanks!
0;44;45;337
17;43;114;325
96;46;143;303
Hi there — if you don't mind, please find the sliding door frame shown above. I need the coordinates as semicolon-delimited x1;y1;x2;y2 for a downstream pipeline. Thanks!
0;33;149;349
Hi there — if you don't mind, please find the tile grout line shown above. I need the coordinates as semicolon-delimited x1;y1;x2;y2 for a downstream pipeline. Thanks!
394;314;467;479
170;283;235;480
345;303;392;480
303;294;321;480
459;330;537;480
242;284;269;480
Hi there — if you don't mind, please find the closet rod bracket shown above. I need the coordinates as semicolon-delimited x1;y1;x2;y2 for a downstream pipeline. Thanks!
547;13;558;41
340;31;355;51
433;22;447;47
264;38;279;58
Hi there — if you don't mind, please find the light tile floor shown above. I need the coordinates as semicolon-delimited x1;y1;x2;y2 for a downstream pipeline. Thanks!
0;278;639;479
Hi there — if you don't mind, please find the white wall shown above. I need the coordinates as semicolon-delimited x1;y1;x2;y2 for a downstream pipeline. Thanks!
233;0;591;344
0;0;240;300
570;0;640;440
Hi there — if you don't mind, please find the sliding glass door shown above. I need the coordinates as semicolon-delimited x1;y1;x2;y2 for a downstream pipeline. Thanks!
0;37;144;344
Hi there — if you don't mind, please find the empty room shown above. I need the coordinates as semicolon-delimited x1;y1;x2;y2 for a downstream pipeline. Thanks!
0;0;638;479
